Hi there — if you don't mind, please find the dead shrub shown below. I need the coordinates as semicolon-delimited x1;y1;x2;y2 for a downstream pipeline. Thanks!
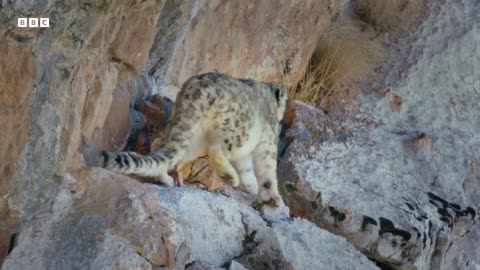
291;22;385;107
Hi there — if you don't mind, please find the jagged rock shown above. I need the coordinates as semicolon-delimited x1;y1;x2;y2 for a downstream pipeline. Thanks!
278;1;480;269
238;218;378;270
279;99;478;269
2;168;377;270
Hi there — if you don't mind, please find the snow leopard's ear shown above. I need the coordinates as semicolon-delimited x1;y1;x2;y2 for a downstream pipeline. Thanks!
268;84;287;122
275;87;280;101
269;85;286;103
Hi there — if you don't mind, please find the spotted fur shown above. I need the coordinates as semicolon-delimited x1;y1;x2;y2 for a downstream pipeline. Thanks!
98;72;287;207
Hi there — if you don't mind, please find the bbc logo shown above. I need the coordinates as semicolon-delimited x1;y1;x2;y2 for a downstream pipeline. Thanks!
18;18;49;28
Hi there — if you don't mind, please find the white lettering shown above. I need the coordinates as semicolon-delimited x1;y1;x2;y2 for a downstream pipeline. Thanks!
40;18;49;28
18;18;27;27
29;18;39;27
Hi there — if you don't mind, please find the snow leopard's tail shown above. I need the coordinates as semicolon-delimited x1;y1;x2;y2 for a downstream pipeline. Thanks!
97;142;185;184
97;143;185;186
97;112;199;186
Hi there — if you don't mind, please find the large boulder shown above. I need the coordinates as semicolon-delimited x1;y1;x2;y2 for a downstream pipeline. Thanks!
2;168;378;270
278;1;480;269
279;101;477;269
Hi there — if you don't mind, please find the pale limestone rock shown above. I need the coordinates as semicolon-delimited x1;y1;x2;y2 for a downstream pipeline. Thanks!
279;99;477;269
2;168;376;270
278;1;480;269
239;218;379;270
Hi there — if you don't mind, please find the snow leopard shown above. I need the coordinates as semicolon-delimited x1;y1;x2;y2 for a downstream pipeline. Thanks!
97;72;287;207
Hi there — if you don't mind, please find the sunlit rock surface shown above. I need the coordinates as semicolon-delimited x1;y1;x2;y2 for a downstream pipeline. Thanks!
1;0;478;269
278;1;480;269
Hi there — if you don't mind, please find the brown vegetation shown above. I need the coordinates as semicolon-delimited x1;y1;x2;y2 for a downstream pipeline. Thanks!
291;22;385;108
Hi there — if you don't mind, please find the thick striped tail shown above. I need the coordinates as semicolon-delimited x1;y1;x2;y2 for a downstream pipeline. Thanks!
97;145;186;186
98;92;200;186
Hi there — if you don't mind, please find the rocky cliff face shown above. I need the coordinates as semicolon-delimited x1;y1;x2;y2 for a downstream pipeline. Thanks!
0;0;351;269
278;1;480;269
0;0;478;269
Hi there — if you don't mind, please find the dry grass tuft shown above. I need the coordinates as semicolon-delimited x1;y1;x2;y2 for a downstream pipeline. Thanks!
291;22;385;107
353;0;407;32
